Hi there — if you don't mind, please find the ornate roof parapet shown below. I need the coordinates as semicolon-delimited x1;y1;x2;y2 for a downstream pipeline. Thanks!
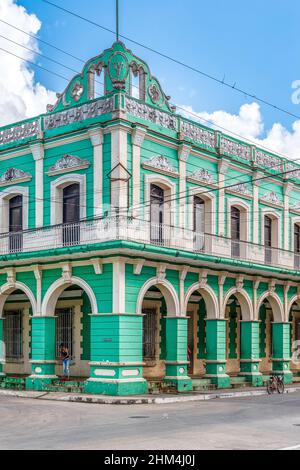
260;191;282;206
125;97;178;132
255;150;284;172
187;168;217;186
220;136;251;162
142;155;179;177
180;120;215;149
0;168;32;186
47;155;90;176
0;119;40;148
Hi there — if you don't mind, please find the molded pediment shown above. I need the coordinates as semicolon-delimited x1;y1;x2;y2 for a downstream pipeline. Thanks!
47;41;174;114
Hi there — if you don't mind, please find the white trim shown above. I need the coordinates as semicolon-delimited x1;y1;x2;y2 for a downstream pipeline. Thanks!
227;198;251;242
41;276;98;317
187;187;216;234
0;186;29;234
222;287;253;321
184;283;219;319
113;260;125;314
50;173;86;225
290;216;300;255
136;277;180;317
0;281;37;318
260;207;281;249
256;292;284;322
144;174;176;225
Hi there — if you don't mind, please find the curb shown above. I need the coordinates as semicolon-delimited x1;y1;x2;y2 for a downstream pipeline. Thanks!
0;386;300;405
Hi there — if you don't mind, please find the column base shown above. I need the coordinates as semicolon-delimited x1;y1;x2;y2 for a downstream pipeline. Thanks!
272;360;293;384
165;362;193;392
25;375;58;391
240;360;263;387
205;361;231;389
84;378;148;396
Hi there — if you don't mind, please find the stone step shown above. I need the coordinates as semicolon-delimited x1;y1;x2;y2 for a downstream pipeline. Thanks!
0;376;26;391
42;383;84;394
230;376;248;384
231;381;251;389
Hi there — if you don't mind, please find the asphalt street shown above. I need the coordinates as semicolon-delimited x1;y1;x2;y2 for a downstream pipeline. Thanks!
1;393;300;450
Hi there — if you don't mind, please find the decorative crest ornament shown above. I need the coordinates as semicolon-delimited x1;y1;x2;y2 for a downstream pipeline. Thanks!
187;168;216;185
108;52;129;90
71;82;84;102
143;155;179;177
47;155;90;176
0;168;31;186
229;183;251;196
148;84;161;104
291;201;300;212
261;191;281;206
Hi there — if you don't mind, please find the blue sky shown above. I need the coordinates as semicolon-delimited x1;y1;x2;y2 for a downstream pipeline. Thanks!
3;0;300;158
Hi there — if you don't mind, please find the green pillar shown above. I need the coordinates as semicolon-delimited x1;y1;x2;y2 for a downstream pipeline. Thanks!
84;314;148;396
164;316;192;392
25;317;57;391
205;319;230;389
272;322;293;384
240;321;263;387
0;318;5;377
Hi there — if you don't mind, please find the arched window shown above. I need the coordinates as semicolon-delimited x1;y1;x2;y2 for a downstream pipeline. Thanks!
294;223;300;269
231;206;241;258
150;184;164;244
9;195;23;253
62;183;80;246
264;215;273;264
130;64;146;100
88;63;105;100
194;196;205;251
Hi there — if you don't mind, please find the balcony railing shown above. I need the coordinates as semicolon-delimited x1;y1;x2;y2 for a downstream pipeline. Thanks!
0;217;299;271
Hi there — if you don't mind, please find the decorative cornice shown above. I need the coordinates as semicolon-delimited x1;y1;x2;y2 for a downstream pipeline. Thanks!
260;191;282;206
47;155;90;176
227;183;251;197
142;155;179;177
0;168;32;186
44;97;114;131
187;168;216;185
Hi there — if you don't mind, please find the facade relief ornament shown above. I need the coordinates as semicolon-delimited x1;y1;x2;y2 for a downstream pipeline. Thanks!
290;201;300;212
256;151;283;171
228;183;251;196
180;121;215;149
220;137;251;161
44;97;113;131
148;84;161;104
0;168;32;186
187;168;216;185
71;82;84;102
47;155;90;176
0;120;40;147
143;155;179;177
125;97;178;132
260;191;281;206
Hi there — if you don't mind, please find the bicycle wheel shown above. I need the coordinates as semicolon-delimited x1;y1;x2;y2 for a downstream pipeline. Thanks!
267;380;275;394
277;380;285;394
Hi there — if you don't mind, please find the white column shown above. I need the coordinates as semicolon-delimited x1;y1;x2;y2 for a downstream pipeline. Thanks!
131;127;147;216
34;266;42;316
113;259;125;314
284;182;292;251
218;160;229;236
110;126;129;213
30;143;44;228
88;128;104;218
178;144;191;230
253;171;262;245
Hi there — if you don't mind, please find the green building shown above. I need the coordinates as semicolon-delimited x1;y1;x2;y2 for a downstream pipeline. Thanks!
0;41;300;395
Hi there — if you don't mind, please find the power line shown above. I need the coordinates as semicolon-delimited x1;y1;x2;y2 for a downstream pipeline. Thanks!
1;18;298;164
41;0;300;123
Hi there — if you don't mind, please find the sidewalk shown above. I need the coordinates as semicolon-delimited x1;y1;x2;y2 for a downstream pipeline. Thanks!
1;384;300;405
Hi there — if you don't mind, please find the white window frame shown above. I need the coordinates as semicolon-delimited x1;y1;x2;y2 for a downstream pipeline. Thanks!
0;186;29;234
260;208;281;249
144;174;176;227
188;187;216;234
50;174;86;226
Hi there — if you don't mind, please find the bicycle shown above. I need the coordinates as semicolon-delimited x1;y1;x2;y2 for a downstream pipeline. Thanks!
266;375;285;394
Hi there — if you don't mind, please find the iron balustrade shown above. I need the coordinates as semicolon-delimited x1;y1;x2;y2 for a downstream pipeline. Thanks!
0;217;298;271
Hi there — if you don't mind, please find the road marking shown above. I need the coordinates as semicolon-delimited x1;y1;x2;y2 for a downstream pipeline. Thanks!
279;444;300;450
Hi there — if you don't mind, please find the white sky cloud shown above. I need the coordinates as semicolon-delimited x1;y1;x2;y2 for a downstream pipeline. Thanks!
179;102;300;161
0;0;55;127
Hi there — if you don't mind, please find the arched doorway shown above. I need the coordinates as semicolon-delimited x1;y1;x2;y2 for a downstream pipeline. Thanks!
42;277;97;379
225;296;241;376
0;284;37;377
